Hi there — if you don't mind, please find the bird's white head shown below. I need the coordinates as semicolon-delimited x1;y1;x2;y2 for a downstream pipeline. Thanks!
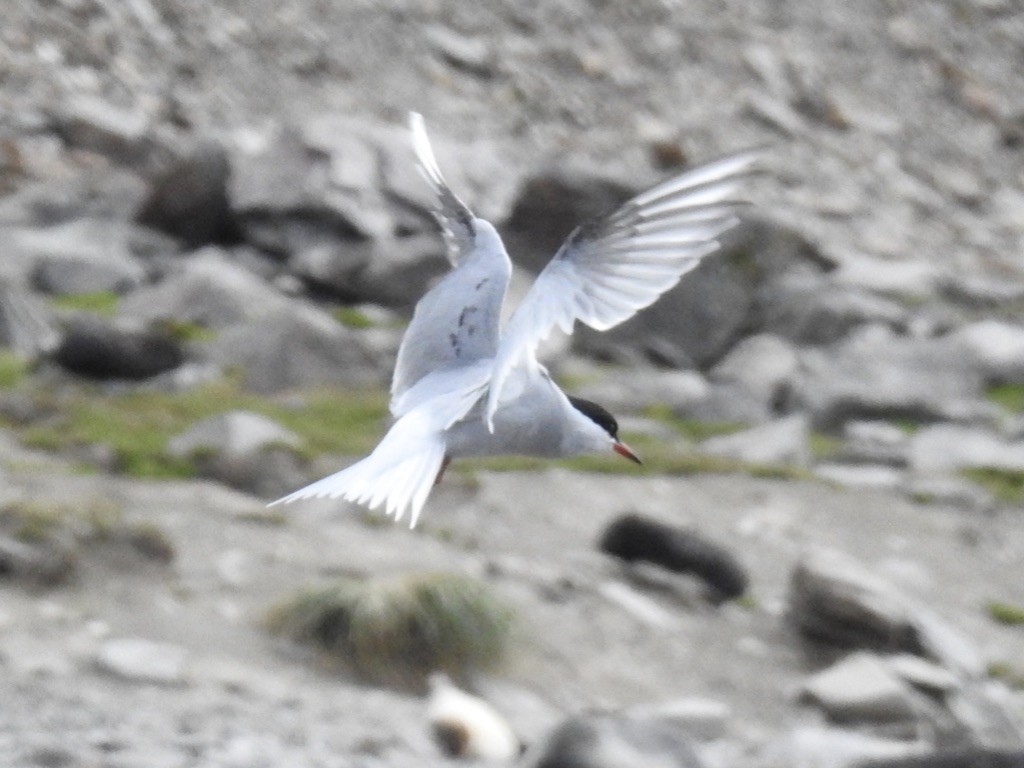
563;396;642;464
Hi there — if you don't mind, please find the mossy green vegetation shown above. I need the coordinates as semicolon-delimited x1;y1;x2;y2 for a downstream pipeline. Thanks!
332;306;378;329
640;404;745;442
459;429;811;481
0;496;175;577
18;382;390;479
986;600;1024;626
266;572;513;683
961;467;1024;505
987;383;1024;414
48;291;120;316
0;350;30;388
988;661;1024;689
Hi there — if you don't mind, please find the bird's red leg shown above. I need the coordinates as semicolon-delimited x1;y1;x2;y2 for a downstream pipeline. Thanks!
434;455;452;485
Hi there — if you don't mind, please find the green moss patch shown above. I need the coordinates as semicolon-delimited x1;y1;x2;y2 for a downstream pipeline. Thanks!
987;600;1024;626
987;384;1024;414
0;351;30;389
48;291;120;317
961;467;1024;505
18;382;390;480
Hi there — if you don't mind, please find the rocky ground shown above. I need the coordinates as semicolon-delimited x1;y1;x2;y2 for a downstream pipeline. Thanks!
1;1;1023;767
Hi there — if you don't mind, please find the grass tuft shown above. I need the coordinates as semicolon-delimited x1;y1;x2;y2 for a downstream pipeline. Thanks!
266;572;514;683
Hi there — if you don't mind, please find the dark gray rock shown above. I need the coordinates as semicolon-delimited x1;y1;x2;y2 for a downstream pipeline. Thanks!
54;317;184;380
789;547;985;676
135;142;241;248
789;546;922;651
500;168;635;275
350;233;450;308
599;513;748;601
757;274;909;345
794;326;986;430
208;305;386;393
289;239;376;301
525;714;705;768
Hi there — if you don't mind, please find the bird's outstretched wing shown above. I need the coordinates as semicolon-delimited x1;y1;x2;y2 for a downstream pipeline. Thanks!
390;115;512;409
409;112;475;267
485;149;762;428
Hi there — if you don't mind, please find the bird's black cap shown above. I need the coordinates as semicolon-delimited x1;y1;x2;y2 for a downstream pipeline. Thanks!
567;396;619;439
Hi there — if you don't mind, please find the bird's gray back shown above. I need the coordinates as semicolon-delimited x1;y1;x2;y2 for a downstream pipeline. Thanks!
390;220;511;407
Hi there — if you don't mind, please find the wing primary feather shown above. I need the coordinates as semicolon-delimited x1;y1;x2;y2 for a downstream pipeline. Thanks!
485;148;762;428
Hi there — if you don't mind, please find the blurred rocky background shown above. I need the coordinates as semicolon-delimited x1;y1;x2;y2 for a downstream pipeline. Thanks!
0;1;1023;766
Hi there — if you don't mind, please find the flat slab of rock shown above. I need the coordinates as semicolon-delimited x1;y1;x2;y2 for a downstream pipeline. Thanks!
801;652;919;723
167;411;301;460
95;638;188;686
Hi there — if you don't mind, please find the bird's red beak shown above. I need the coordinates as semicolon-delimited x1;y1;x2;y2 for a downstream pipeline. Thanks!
613;441;642;465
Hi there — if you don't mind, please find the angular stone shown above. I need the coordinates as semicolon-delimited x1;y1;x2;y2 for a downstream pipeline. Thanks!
801;652;919;723
208;305;385;393
950;320;1024;385
95;638;188;686
136;142;241;248
167;411;300;460
908;425;1024;474
528;715;704;768
757;275;909;345
699;414;810;467
709;333;800;409
54;317;184;381
119;249;290;329
795;326;985;429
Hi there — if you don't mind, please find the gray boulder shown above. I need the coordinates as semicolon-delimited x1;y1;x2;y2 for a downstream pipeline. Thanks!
13;218;165;291
119;249;290;329
167;411;301;460
54;316;184;380
907;425;1024;475
949;320;1024;385
526;715;705;768
167;411;306;497
800;652;920;724
794;325;986;429
95;637;188;686
757;273;909;345
135;142;241;248
789;547;985;676
208;305;386;393
698;413;810;466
